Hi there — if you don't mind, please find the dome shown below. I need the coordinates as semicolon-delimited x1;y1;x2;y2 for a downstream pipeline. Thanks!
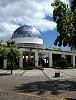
12;25;42;39
11;25;43;45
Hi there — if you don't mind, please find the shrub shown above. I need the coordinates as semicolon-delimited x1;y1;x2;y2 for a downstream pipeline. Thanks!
23;60;34;70
54;57;71;69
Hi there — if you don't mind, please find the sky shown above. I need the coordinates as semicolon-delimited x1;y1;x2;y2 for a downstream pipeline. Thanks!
0;0;70;50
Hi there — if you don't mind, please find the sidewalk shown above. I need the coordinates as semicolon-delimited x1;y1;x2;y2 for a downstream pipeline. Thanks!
0;68;76;79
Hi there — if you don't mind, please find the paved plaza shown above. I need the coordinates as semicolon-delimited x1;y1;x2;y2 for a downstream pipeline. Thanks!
0;68;76;79
0;68;76;100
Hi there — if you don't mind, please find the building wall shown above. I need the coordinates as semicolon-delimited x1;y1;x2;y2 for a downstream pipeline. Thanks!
3;47;76;68
12;37;43;45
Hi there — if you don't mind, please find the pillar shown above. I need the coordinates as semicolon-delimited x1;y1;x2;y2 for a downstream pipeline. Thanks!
73;55;75;67
49;52;52;67
39;53;42;66
4;59;7;69
19;51;23;68
71;55;75;67
62;53;65;58
46;58;48;63
71;55;73;64
35;50;38;67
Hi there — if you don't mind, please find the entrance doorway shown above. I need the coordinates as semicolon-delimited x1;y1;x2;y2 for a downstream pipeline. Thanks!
23;52;35;69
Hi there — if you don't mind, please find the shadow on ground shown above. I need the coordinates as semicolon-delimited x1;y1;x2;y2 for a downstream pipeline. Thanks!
14;79;76;95
0;70;11;76
0;73;11;76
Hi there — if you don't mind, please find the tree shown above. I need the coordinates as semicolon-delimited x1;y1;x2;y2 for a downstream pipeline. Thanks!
70;0;76;11
51;0;76;49
70;0;76;50
0;40;8;68
0;40;7;58
0;40;20;73
6;40;20;74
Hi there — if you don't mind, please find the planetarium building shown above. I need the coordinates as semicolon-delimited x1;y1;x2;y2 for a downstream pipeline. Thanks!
12;25;43;47
4;25;76;69
11;25;45;68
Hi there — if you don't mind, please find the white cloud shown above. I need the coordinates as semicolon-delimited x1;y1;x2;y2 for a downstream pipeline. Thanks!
0;22;19;40
0;0;69;41
61;0;69;5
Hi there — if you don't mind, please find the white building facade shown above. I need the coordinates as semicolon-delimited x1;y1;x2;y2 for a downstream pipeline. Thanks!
4;25;76;68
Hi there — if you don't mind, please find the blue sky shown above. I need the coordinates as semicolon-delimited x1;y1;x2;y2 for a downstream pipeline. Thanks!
0;0;70;50
41;28;70;50
41;15;70;50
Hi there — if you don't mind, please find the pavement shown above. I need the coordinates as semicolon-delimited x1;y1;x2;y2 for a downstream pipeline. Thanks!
0;68;76;100
0;68;76;79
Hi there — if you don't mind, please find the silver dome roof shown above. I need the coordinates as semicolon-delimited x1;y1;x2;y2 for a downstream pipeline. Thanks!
12;25;42;39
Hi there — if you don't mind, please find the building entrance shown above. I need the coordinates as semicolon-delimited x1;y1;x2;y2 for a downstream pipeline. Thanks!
23;52;35;69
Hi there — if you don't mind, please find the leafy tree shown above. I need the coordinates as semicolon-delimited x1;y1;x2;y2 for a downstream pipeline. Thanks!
0;40;20;72
6;40;20;74
0;40;7;59
70;0;76;50
51;0;76;49
0;40;7;68
70;0;76;11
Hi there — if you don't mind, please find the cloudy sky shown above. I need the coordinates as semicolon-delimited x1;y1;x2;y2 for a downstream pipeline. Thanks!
0;0;70;50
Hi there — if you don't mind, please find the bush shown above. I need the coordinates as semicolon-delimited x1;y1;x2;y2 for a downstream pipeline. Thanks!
23;60;34;70
36;67;44;70
54;57;72;69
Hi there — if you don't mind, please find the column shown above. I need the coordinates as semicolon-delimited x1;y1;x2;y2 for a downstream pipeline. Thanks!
19;51;23;68
46;58;48;63
4;59;7;69
73;55;75;67
49;52;52;67
61;53;65;58
35;50;38;67
71;55;73;64
71;55;75;67
39;53;42;66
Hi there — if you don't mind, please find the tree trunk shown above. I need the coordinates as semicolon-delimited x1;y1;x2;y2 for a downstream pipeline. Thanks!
11;68;12;74
10;60;13;74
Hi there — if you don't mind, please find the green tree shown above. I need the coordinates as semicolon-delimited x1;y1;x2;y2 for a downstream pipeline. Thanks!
51;0;76;49
0;40;20;72
70;0;76;50
6;40;20;74
0;40;4;59
0;40;7;58
0;40;4;68
70;0;76;11
0;40;8;68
